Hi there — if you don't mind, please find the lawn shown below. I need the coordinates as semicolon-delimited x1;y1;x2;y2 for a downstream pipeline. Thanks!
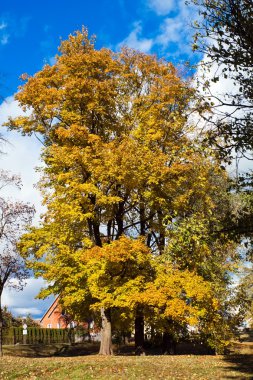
0;354;252;380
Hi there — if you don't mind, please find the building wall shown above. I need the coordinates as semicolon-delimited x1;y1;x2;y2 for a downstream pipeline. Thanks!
40;298;69;329
40;297;93;331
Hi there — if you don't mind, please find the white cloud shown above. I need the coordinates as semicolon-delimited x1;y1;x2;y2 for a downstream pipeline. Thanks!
117;1;197;57
156;17;184;44
0;96;27;123
49;56;56;65
0;96;44;222
0;14;30;46
12;308;43;316
0;21;7;30
118;22;154;53
0;96;49;318
194;56;253;175
0;18;9;45
197;55;241;99
2;278;54;318
148;0;175;15
154;0;197;55
1;34;9;45
196;56;244;129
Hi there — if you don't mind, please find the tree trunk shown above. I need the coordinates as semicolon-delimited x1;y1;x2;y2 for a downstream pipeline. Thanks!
0;320;2;357
162;332;176;355
99;307;113;355
135;307;145;355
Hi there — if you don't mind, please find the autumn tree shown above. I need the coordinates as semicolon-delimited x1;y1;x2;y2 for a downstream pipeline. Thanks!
82;236;222;354
7;28;239;354
1;307;39;328
0;170;34;356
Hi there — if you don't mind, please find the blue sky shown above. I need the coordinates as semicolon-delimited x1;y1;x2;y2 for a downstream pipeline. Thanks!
0;0;201;319
0;0;198;98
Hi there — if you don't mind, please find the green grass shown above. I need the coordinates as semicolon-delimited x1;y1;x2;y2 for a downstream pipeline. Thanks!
0;354;252;379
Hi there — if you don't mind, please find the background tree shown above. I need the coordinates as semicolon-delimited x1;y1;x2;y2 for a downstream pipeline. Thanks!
238;266;253;327
1;307;39;328
191;0;253;156
1;306;16;328
191;0;253;325
0;170;34;356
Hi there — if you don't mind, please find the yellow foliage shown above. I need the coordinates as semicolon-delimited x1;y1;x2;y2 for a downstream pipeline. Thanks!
8;29;238;345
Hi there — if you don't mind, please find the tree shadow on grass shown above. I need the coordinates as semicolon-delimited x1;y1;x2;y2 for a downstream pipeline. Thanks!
3;343;101;358
222;354;253;379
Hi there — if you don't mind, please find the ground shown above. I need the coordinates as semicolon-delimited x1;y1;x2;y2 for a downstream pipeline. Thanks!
1;341;252;379
0;354;253;379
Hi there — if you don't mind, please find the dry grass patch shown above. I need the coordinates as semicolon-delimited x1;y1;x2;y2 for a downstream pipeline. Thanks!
0;354;252;380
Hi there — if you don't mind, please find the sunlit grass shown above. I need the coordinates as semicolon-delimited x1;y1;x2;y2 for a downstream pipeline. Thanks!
0;354;252;379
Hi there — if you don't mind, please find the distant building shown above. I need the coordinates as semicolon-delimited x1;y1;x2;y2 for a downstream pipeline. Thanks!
40;296;101;342
40;296;74;329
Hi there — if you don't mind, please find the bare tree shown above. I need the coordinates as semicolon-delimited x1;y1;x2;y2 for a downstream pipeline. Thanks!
191;0;253;157
0;170;34;356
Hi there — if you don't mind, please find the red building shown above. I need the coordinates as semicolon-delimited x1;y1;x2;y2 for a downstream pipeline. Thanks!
40;297;100;342
40;296;73;329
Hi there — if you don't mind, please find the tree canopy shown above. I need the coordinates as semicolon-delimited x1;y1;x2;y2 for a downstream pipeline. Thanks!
6;28;241;354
